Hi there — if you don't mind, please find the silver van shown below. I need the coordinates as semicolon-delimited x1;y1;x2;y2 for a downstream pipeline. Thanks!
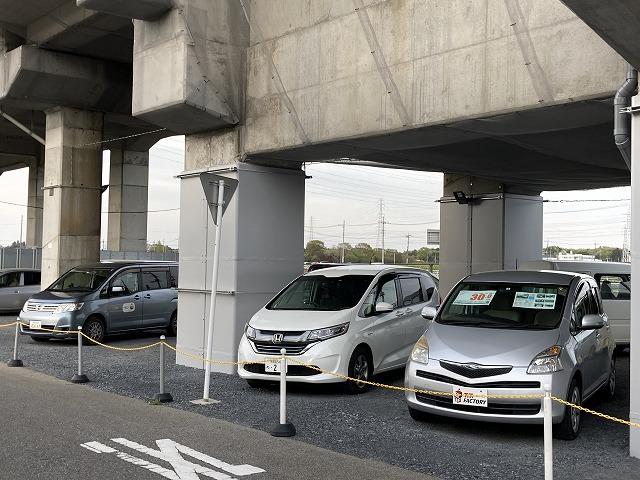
521;260;630;345
19;262;178;343
0;269;41;313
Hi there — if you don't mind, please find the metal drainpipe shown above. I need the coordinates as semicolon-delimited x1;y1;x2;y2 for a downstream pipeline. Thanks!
614;64;638;170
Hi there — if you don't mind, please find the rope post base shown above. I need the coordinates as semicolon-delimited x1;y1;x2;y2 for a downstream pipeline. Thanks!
71;326;89;384
7;322;23;367
153;336;173;403
271;349;296;437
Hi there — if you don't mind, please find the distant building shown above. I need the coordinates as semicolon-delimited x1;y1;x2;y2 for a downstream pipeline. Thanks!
556;252;598;262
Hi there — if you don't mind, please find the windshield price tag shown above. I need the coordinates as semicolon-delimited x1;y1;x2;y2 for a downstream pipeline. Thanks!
452;290;496;306
452;386;488;407
512;292;556;309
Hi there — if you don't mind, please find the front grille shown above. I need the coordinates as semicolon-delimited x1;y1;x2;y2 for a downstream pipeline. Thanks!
252;342;309;355
25;303;58;313
416;370;540;389
415;392;541;416
439;361;512;378
244;364;320;376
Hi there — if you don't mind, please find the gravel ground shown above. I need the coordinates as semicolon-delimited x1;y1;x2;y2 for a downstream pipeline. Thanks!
1;314;639;480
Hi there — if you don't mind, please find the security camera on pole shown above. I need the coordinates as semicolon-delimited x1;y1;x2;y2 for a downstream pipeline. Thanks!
191;173;238;405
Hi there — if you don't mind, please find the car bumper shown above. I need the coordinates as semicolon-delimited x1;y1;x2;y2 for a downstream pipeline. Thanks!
18;310;84;339
405;359;567;424
237;335;350;384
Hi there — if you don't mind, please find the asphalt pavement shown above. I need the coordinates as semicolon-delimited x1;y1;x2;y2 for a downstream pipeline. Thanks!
1;314;639;480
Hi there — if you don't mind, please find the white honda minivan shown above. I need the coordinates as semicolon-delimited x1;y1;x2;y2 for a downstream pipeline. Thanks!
238;265;439;393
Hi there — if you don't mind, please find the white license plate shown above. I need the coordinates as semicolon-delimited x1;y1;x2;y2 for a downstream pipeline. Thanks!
452;386;488;407
29;321;42;330
264;361;288;374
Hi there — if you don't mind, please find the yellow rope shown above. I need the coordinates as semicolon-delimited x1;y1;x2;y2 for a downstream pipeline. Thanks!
551;396;640;429
79;332;162;351
0;321;17;328
162;342;266;366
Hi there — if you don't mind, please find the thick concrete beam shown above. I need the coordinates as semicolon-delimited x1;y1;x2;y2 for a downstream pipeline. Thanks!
0;45;130;113
77;0;172;20
438;175;543;295
26;149;44;247
26;1;99;46
107;149;149;251
176;128;304;373
561;0;640;69
41;107;103;288
132;0;248;134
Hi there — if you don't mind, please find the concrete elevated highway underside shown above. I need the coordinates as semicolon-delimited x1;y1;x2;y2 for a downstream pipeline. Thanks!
1;0;640;462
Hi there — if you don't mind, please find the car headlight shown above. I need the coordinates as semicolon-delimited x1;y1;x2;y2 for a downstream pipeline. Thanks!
54;303;84;314
527;345;563;374
245;324;257;340
306;322;349;342
410;336;429;364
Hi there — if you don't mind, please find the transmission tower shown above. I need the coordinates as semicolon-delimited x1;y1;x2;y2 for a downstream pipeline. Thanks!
376;199;386;262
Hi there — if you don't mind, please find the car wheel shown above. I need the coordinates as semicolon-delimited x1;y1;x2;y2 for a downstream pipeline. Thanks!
408;406;431;422
167;312;177;337
345;347;372;394
606;357;616;400
554;378;582;440
83;316;105;345
31;337;49;343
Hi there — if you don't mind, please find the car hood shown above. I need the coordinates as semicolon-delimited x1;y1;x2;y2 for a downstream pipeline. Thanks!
249;308;353;332
427;323;560;367
29;290;88;302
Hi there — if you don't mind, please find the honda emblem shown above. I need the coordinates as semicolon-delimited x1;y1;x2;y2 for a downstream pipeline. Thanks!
272;333;284;343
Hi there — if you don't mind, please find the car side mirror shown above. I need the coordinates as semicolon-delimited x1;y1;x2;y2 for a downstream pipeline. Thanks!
110;285;125;296
375;302;394;314
421;306;437;320
580;314;604;330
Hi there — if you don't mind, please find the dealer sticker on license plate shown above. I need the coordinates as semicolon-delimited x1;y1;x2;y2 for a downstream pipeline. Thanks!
264;361;288;374
29;321;42;330
452;386;488;407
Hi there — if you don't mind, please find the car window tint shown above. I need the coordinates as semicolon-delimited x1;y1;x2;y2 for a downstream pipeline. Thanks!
400;277;424;306
169;266;178;288
0;272;21;288
574;284;588;322
142;270;169;291
419;275;436;301
376;278;398;308
112;271;140;294
596;274;631;301
24;271;41;286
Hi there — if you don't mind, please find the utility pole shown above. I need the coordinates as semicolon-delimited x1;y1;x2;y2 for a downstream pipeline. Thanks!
19;214;23;246
381;216;385;263
405;234;412;264
377;199;386;263
309;216;314;241
341;220;345;263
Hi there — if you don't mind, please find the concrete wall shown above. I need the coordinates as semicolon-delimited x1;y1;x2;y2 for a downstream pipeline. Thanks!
243;0;625;154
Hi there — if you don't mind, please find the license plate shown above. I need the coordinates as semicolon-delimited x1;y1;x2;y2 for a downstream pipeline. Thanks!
29;321;42;330
264;361;287;374
452;386;488;407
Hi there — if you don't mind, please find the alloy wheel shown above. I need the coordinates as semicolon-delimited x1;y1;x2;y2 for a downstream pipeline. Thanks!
570;386;581;433
353;354;369;387
609;360;616;397
86;320;104;342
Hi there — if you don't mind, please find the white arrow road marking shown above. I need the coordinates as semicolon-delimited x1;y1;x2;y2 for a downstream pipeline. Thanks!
80;438;265;480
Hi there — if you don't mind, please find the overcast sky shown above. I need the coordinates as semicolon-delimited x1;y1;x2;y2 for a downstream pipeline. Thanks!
0;135;630;252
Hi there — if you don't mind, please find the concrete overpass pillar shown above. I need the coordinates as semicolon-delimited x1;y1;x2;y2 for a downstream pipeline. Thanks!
41;108;103;287
630;95;640;459
176;129;305;374
439;174;543;295
25;149;44;247
107;149;149;251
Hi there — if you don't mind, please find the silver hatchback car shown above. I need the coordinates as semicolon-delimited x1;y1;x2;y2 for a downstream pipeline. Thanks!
405;270;616;440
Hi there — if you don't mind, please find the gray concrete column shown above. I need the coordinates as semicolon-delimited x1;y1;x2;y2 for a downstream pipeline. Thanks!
439;174;543;295
41;107;103;288
25;149;44;247
629;94;640;459
107;149;149;252
176;129;305;374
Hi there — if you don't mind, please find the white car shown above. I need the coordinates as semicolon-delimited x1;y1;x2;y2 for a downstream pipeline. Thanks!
238;265;440;392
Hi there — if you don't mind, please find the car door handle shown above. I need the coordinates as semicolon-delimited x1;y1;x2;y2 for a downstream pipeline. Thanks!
13;290;20;294
404;308;413;314
395;310;404;317
144;294;151;299
134;295;141;300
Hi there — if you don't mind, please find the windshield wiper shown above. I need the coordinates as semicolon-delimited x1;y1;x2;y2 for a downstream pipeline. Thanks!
441;319;513;328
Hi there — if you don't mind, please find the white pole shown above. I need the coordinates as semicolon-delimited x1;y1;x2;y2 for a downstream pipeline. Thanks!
341;220;345;263
630;95;640;458
543;383;553;480
203;180;225;401
280;348;287;424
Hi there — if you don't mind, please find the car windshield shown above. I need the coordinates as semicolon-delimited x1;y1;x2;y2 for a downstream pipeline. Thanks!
268;275;374;311
438;282;568;330
49;268;114;292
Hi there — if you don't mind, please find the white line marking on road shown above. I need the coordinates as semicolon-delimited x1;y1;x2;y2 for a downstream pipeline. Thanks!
80;438;265;480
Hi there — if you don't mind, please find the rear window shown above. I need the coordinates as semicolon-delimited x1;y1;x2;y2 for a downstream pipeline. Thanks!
142;270;169;291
